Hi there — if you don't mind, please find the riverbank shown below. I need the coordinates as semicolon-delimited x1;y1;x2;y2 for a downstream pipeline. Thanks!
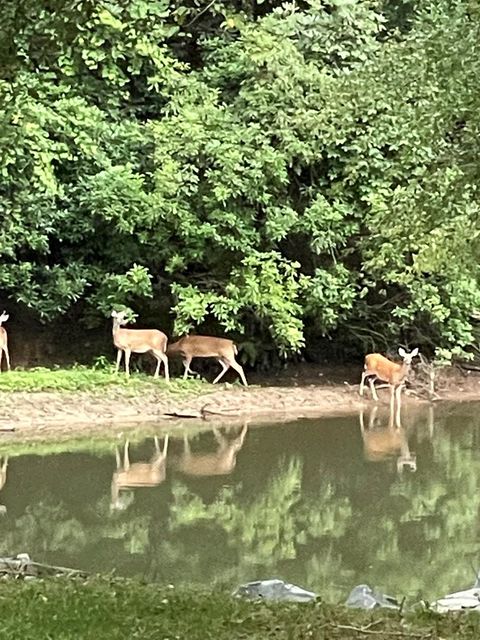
1;578;479;639
1;363;479;442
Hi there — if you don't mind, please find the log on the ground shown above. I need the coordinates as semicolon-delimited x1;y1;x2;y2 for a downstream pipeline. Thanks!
0;554;87;579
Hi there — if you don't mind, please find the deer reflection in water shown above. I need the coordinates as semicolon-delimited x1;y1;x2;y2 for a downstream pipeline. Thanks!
111;436;169;511
174;424;248;477
0;456;7;515
359;406;417;473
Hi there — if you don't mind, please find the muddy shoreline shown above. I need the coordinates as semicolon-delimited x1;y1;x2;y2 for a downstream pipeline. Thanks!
1;364;480;443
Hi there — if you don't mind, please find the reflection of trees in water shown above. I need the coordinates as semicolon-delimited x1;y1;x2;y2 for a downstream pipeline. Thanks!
1;411;480;598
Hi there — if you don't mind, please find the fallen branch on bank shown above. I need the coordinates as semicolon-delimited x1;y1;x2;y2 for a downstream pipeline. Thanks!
0;553;87;579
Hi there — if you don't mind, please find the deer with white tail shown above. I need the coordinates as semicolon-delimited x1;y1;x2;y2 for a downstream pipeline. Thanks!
359;347;419;412
166;335;248;386
0;311;10;372
111;310;169;381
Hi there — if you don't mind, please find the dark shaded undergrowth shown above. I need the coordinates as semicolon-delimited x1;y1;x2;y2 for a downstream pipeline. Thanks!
1;578;480;639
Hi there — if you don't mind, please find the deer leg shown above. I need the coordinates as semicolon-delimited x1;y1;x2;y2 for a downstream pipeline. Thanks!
183;357;193;380
368;376;379;401
115;349;123;374
153;354;161;378
159;353;169;383
0;348;3;373
229;359;248;386
123;441;130;470
183;434;191;454
153;436;160;453
124;349;131;378
212;359;229;384
162;434;169;455
359;371;367;397
4;345;10;371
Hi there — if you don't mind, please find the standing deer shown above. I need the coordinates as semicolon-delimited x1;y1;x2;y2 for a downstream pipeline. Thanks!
166;335;248;386
173;424;248;477
359;406;416;473
111;436;169;511
0;311;10;372
0;456;8;515
359;347;419;413
111;310;169;381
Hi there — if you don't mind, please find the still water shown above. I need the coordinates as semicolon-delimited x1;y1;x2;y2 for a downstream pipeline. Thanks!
1;402;480;602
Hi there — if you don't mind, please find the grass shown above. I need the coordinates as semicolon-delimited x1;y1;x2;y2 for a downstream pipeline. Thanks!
0;578;479;639
0;364;210;394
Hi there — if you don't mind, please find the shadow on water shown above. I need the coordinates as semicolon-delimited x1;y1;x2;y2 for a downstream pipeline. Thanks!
1;402;480;601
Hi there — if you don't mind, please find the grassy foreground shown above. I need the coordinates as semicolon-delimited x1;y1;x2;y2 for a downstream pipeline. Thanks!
0;364;208;394
1;579;480;640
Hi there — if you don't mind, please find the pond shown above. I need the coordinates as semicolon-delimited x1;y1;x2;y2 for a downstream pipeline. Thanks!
1;402;480;602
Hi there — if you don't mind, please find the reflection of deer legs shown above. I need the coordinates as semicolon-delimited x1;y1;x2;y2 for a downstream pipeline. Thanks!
153;435;169;457
123;440;131;470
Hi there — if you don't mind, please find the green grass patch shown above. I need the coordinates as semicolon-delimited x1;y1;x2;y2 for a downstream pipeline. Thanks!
0;578;479;639
0;365;211;395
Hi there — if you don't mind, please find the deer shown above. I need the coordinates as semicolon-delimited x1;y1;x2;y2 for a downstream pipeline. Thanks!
0;311;11;372
111;436;169;511
359;347;419;413
173;423;248;477
359;406;416;473
0;456;8;515
166;335;248;386
111;310;169;381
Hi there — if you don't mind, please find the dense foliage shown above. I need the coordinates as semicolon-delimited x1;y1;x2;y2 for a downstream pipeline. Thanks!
1;0;480;363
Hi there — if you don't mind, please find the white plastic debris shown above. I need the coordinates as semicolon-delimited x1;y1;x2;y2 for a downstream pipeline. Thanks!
232;579;316;602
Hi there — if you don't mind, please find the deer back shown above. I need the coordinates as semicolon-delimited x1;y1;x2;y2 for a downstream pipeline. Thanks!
113;328;167;353
364;353;406;385
167;335;236;359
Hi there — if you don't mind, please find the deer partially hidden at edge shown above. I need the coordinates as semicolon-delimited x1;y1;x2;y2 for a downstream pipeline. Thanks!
166;335;248;386
111;436;169;511
0;456;8;515
0;311;11;372
111;310;169;381
359;347;419;412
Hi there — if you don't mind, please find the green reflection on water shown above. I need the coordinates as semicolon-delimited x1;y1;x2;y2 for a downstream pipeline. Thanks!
1;402;480;602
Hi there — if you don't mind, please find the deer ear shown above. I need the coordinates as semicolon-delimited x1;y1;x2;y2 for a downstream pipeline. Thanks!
111;310;117;318
411;347;419;357
3;314;8;322
398;347;406;358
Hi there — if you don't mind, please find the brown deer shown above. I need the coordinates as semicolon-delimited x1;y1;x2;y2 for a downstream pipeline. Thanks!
359;406;416;473
111;436;169;511
173;424;248;477
359;347;419;412
0;311;11;372
0;456;8;515
111;310;169;380
166;335;248;386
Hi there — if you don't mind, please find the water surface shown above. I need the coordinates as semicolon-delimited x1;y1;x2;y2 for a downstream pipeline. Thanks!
1;402;480;602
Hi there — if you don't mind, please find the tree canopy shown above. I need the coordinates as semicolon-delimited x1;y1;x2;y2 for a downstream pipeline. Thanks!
1;0;479;363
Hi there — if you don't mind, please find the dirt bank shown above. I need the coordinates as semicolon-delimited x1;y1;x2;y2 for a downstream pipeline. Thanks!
1;363;479;443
